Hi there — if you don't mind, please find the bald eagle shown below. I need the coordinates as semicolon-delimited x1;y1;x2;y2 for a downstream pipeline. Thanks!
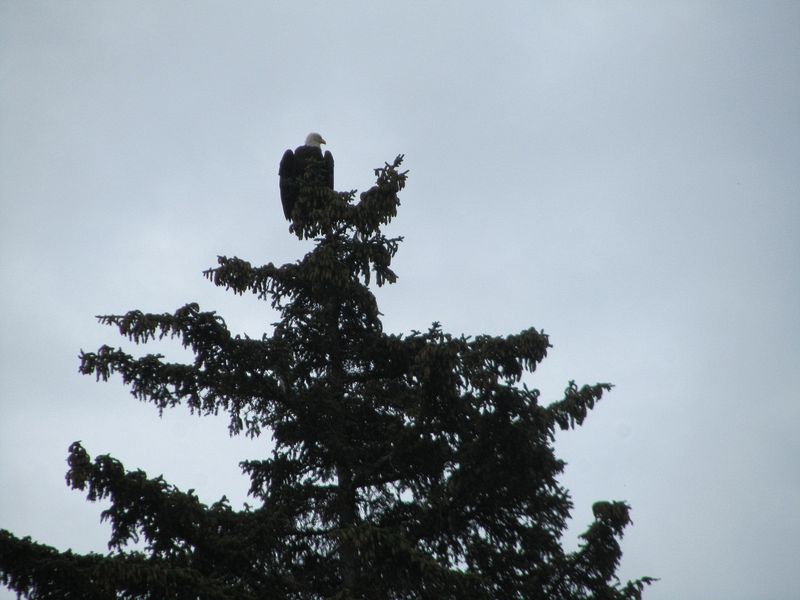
278;132;334;220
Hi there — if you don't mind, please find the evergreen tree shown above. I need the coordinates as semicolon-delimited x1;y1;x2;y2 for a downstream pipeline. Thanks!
1;154;653;598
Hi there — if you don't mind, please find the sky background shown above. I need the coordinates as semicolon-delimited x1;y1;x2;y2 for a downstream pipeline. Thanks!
1;2;798;598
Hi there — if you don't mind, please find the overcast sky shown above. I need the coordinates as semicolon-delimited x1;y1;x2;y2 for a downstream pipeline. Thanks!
1;2;798;598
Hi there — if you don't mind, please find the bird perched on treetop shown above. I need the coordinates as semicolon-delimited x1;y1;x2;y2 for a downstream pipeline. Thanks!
279;132;334;220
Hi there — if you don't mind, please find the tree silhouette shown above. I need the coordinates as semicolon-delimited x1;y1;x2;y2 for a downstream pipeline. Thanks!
0;154;653;598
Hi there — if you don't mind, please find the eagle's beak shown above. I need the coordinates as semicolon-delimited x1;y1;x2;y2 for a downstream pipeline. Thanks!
320;138;327;145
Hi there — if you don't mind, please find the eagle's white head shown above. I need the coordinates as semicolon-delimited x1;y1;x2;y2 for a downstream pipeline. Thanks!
305;132;326;147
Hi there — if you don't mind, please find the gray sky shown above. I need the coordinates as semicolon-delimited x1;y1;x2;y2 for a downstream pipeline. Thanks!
1;2;798;598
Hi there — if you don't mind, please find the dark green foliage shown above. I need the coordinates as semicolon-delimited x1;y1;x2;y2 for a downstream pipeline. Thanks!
1;156;653;598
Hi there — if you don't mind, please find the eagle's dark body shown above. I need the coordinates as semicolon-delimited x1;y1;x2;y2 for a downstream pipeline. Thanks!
279;133;334;220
